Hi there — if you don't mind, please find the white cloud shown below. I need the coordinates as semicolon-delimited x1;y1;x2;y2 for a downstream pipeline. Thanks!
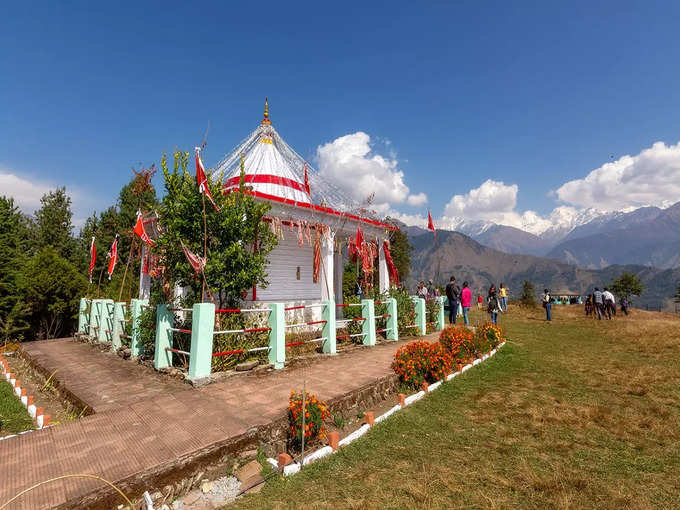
442;179;521;225
317;132;426;212
556;141;680;211
0;170;54;212
407;192;428;207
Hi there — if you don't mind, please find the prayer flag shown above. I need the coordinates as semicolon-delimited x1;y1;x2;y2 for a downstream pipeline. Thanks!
107;235;118;280
133;211;155;246
195;148;219;211
181;241;206;274
88;237;96;284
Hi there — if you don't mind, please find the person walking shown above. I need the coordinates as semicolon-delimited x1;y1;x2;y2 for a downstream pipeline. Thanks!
499;283;508;312
445;276;461;324
593;287;604;320
460;281;472;326
602;287;616;320
542;288;552;322
487;285;502;325
621;299;629;316
427;280;440;298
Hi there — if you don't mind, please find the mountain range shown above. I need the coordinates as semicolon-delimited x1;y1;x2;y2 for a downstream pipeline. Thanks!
402;227;679;310
441;201;680;269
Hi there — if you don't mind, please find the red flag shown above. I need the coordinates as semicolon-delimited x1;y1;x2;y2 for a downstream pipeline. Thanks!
195;148;219;211
355;226;364;249
427;210;436;234
107;235;118;280
382;241;399;287
133;211;155;246
88;236;96;284
181;241;206;274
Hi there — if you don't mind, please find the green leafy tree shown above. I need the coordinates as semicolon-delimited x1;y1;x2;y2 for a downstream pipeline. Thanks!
520;280;537;307
32;187;76;260
611;272;644;303
154;151;276;307
389;227;412;283
22;247;88;339
0;197;31;342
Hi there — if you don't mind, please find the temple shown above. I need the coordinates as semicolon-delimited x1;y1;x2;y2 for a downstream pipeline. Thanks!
215;99;397;305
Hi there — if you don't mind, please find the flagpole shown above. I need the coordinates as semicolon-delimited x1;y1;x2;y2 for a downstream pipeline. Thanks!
118;235;135;302
201;193;207;302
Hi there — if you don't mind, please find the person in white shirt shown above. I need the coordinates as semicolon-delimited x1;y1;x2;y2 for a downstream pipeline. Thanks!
602;288;616;320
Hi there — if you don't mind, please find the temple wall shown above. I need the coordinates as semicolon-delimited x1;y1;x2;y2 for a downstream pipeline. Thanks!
257;234;321;301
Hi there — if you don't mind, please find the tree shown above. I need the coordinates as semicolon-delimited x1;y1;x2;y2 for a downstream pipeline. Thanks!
520;280;537;307
611;272;644;304
22;247;87;339
154;151;276;307
389;227;413;283
32;187;76;260
0;197;31;342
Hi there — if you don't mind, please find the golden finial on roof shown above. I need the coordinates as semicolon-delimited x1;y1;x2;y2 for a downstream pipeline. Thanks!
262;97;271;124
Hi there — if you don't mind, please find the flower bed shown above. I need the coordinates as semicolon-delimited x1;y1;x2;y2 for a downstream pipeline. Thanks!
392;340;453;389
288;390;329;450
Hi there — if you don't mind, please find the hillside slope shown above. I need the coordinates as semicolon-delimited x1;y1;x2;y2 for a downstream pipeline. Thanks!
406;229;679;308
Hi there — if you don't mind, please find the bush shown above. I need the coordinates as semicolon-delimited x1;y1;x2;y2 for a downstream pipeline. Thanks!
425;299;440;334
476;323;504;353
288;391;329;450
392;340;453;389
439;325;476;363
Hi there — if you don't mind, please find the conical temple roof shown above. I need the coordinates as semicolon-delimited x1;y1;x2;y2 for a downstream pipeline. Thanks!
217;101;372;217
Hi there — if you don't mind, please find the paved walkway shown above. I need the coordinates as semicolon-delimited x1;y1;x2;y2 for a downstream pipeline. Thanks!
0;335;433;509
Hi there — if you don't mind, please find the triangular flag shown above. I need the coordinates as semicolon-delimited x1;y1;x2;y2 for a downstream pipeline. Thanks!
181;241;206;274
133;211;155;246
107;235;119;280
195;147;220;211
427;210;436;234
88;236;96;284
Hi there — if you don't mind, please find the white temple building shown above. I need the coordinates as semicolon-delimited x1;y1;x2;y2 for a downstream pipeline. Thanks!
215;100;397;306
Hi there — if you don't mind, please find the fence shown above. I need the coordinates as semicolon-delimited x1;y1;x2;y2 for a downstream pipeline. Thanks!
77;295;446;381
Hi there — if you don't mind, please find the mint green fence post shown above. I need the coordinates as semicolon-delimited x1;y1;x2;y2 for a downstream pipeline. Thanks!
154;304;174;370
411;297;426;336
78;298;89;334
130;298;147;357
188;303;215;380
361;299;376;346
321;299;336;354
268;303;285;369
89;299;101;338
98;299;113;343
385;297;398;341
436;296;445;331
111;302;126;351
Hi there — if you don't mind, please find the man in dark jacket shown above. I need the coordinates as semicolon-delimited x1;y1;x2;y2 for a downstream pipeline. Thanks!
445;276;461;324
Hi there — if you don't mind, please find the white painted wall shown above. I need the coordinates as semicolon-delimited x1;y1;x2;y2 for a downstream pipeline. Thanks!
257;234;322;301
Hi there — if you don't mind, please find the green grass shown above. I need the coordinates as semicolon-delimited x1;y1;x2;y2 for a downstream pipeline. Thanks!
0;379;34;435
229;306;680;509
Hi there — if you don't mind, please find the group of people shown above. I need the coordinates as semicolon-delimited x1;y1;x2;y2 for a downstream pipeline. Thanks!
585;287;627;319
441;277;509;327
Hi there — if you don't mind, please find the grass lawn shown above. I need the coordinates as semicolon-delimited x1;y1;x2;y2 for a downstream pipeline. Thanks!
0;379;34;436
230;306;680;509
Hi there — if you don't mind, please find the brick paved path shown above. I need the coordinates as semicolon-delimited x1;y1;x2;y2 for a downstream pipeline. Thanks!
0;335;435;509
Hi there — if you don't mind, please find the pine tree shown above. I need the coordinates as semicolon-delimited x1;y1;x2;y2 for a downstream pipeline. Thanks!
520;280;537;307
33;187;76;260
0;197;31;342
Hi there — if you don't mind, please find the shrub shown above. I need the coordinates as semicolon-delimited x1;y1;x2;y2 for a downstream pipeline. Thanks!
477;323;504;352
425;299;440;334
439;325;476;363
288;391;329;450
392;340;453;389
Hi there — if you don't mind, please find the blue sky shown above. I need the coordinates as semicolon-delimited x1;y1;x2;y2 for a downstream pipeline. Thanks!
2;1;680;230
